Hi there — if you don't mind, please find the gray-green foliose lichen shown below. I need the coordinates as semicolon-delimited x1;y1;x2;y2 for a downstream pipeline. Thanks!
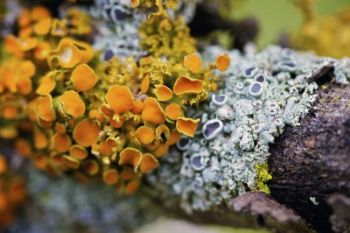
90;0;198;61
146;45;350;213
9;167;158;233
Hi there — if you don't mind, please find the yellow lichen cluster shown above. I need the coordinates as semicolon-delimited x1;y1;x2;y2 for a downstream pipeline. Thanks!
0;3;229;194
292;0;350;58
0;155;27;228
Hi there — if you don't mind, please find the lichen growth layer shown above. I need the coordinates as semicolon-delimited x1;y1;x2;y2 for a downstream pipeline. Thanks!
147;45;350;212
0;2;225;194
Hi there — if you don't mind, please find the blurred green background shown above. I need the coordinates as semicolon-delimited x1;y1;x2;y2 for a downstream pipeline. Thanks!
233;0;350;47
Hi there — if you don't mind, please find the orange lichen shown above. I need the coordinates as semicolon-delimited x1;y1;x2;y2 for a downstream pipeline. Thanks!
73;119;100;147
51;38;82;68
119;148;142;169
141;75;150;94
98;139;116;157
58;90;85;118
53;133;71;153
154;85;173;101
2;105;18;120
119;167;136;181
155;124;170;142
176;117;200;137
71;40;94;64
30;6;51;21
35;95;56;122
125;178;140;194
18;37;38;51
167;130;181;145
82;159;99;175
34;41;51;60
16;76;32;95
153;143;169;158
131;0;140;7
141;97;166;125
139;153;159;173
34;128;48;149
71;64;97;92
165;103;182;120
216;54;230;72
69;145;88;160
184;52;202;73
106;85;134;114
34;18;52;36
62;155;80;169
103;169;119;185
20;60;36;77
0;3;223;195
36;74;56;95
133;99;144;114
173;76;203;95
0;155;7;175
15;139;32;157
135;126;155;144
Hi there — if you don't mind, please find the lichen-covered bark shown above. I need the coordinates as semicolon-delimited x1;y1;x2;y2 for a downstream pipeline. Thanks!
147;67;350;233
269;83;350;233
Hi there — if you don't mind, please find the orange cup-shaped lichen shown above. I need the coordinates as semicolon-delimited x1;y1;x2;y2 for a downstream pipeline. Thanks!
141;97;166;125
34;127;48;149
173;76;203;95
135;126;155;145
167;130;181;145
153;143;169;158
34;41;51;60
20;60;36;78
119;148;142;169
73;119;100;147
216;54;230;72
54;39;82;68
98;139;116;157
34;18;52;36
154;85;173;101
36;74;56;95
141;76;150;94
125;178;140;194
184;52;202;73
155;124;170;142
82;159;99;175
71;64;97;92
165;103;182;120
69;145;88;160
176;117;200;137
53;133;71;153
106;85;134;114
19;37;38;51
103;169;119;185
58;90;85;118
133;99;144;114
35;95;56;122
139;153;159;173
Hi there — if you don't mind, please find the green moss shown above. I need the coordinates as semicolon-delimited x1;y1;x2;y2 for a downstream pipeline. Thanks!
254;163;272;194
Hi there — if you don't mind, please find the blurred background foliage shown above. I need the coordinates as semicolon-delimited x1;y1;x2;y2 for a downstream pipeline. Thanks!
232;0;349;47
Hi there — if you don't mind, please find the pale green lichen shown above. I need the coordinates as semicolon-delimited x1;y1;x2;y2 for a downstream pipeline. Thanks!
146;45;349;213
